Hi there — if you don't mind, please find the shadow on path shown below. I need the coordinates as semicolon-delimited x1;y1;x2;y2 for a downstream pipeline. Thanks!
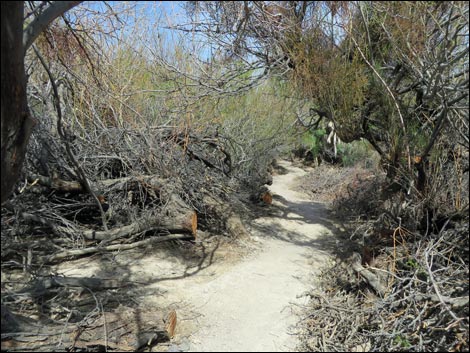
249;180;354;260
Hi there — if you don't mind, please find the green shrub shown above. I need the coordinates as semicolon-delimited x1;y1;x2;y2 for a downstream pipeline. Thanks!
338;139;380;169
301;129;327;160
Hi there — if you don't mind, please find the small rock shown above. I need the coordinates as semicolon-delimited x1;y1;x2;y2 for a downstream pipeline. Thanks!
166;345;181;352
166;339;190;352
178;339;191;351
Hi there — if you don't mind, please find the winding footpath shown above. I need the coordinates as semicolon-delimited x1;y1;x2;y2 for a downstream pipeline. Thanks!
185;160;338;352
54;161;338;352
54;160;340;351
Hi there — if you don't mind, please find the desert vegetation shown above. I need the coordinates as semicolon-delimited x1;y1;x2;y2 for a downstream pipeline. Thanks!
1;1;468;351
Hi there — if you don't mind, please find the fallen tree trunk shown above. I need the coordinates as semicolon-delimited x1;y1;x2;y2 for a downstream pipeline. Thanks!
27;174;168;194
23;174;197;239
21;209;197;242
45;233;193;262
64;211;196;241
203;195;250;239
20;189;197;240
1;305;176;351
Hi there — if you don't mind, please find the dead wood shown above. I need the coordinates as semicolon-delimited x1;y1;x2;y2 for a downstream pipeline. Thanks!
21;210;196;241
203;195;249;239
249;185;273;205
14;276;134;299
44;233;194;262
1;304;174;352
351;252;386;297
165;132;232;175
20;195;197;241
261;192;273;205
27;174;168;194
23;174;197;238
57;210;196;241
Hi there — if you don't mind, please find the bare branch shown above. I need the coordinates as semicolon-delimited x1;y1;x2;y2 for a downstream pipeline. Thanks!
23;1;83;54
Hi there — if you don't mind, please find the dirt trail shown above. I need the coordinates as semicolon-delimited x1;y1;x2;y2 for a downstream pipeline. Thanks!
182;160;338;352
55;160;339;352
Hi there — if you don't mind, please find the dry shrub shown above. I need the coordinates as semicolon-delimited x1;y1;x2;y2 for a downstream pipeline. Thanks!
299;148;469;352
300;221;468;352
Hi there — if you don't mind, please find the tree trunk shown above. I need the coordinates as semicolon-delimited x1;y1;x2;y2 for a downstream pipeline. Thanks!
1;305;175;351
203;195;250;239
27;174;169;194
1;2;82;204
55;209;197;241
1;2;36;204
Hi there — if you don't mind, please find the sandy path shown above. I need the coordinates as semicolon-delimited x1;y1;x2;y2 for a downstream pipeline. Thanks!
184;160;337;352
54;160;338;352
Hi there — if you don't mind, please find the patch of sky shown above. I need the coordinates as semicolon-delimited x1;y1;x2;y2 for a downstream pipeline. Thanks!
68;1;208;61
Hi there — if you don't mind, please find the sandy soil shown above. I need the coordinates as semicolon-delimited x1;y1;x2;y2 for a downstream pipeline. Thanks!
54;160;341;352
181;160;340;352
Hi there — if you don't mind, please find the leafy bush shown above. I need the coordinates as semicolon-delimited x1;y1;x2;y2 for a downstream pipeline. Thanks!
338;139;380;169
301;129;327;161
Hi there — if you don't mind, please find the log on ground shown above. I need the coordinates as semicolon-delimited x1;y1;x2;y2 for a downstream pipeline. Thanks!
22;199;197;242
27;174;168;194
46;233;194;262
61;210;197;242
203;195;249;239
1;305;175;352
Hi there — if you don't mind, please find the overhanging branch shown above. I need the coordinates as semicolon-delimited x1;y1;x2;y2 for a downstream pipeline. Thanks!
23;1;83;54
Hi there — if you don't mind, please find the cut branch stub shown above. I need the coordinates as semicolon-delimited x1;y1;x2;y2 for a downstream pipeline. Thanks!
157;208;197;238
163;194;197;237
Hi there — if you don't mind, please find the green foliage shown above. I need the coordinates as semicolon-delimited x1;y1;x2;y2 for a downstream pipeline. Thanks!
39;13;300;190
301;129;326;160
298;129;379;169
291;33;369;143
393;335;412;349
338;139;379;168
404;257;419;269
209;78;298;185
402;257;428;280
